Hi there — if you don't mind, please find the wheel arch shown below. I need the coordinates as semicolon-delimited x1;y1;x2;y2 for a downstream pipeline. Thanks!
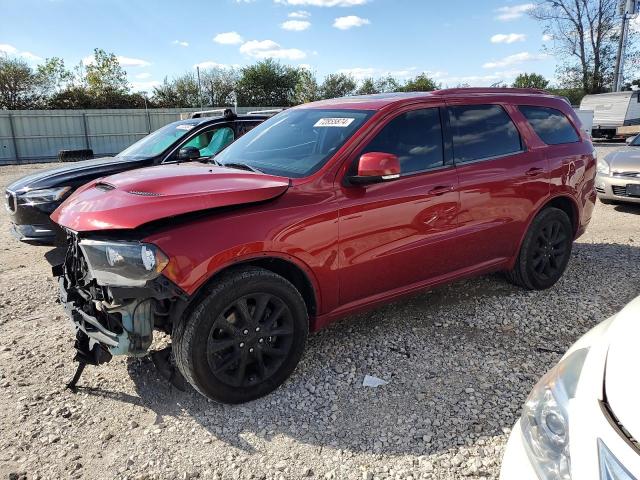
509;194;579;269
185;253;320;323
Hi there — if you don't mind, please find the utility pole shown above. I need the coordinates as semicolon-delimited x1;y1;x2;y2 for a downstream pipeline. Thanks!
196;66;203;109
614;0;639;92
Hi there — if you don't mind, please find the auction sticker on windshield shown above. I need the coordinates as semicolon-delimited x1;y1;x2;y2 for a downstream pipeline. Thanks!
314;118;355;128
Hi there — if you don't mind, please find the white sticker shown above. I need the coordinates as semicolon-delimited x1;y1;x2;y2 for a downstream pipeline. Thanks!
176;124;195;131
314;117;355;128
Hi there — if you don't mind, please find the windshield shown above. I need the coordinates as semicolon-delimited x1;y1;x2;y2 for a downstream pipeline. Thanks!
118;122;199;159
215;109;373;178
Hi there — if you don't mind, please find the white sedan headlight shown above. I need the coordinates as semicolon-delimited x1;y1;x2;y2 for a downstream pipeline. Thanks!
19;186;71;205
520;348;589;480
79;240;169;287
597;158;610;175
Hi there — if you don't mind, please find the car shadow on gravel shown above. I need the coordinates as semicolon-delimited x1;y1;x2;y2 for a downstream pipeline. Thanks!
97;241;640;458
614;203;640;215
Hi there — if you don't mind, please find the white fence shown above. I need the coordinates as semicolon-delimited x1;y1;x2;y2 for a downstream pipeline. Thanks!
0;107;272;165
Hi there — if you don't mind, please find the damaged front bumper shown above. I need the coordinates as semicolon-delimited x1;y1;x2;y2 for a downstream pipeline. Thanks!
53;241;188;359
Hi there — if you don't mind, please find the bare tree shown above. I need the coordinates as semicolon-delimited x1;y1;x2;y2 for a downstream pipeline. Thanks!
531;0;622;93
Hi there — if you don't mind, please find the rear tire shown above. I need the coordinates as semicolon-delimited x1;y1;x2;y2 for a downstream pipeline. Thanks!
173;267;309;404
506;207;573;290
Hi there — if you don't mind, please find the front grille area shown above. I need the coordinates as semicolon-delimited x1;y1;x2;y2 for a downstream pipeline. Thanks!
596;186;606;194
612;186;629;197
613;171;640;178
4;190;16;213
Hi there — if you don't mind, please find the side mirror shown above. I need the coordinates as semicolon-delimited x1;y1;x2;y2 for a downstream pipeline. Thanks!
626;135;637;145
349;152;401;185
177;146;201;161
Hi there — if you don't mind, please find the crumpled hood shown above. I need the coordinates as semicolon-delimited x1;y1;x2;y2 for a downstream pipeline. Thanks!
605;147;640;173
51;163;290;231
604;295;640;441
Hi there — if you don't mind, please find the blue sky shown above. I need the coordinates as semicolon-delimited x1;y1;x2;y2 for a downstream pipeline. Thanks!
0;0;558;92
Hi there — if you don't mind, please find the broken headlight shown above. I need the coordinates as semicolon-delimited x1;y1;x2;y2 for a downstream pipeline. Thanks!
79;239;169;287
520;348;589;480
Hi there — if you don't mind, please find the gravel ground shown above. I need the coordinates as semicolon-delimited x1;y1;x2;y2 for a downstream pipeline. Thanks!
1;144;639;480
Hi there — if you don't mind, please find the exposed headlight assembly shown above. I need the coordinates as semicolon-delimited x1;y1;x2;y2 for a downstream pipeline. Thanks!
79;240;169;287
597;158;611;175
19;186;71;205
520;348;589;480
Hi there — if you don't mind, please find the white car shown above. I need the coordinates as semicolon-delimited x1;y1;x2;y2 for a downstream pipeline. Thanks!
500;295;640;480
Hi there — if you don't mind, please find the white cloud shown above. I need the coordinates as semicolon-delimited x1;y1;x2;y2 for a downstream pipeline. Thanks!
281;20;311;31
240;39;306;60
0;44;18;55
118;56;151;67
135;72;151;79
542;33;553;42
490;33;526;44
275;0;368;6
0;44;42;62
213;31;244;45
338;66;421;80
82;54;151;67
299;63;312;70
130;80;161;92
172;40;189;47
482;51;546;68
333;15;370;30
289;10;311;18
193;61;234;69
495;3;534;21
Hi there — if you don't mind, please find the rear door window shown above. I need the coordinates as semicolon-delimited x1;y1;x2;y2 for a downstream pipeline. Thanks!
361;108;444;175
519;106;580;145
448;104;522;163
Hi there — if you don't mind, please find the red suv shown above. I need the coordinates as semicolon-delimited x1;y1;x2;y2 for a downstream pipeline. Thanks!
52;89;596;403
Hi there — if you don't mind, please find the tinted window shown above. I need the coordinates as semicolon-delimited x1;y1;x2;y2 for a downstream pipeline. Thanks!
519;106;580;145
448;105;522;162
361;108;444;174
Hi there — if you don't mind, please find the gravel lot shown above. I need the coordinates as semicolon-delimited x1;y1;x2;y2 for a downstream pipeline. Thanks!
1;144;639;480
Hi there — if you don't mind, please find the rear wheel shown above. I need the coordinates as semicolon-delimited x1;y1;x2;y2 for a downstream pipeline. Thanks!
173;267;308;404
506;207;573;290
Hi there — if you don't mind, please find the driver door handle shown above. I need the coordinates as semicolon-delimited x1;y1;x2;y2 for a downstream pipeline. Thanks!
428;185;454;196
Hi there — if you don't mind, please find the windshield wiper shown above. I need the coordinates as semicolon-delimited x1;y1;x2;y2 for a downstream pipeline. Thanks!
221;162;262;174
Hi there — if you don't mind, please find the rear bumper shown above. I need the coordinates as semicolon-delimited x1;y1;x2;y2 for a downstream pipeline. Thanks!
596;173;640;204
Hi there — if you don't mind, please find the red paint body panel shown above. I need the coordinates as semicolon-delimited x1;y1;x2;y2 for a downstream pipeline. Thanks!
52;164;290;231
52;89;597;332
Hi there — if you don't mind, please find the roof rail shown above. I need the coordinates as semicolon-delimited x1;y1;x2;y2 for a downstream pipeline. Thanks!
190;108;236;119
246;108;286;116
432;87;548;95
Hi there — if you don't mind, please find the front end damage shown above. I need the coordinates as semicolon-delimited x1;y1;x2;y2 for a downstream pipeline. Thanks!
53;232;188;389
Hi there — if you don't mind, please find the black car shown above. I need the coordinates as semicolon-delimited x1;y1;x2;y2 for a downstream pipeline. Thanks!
5;110;269;245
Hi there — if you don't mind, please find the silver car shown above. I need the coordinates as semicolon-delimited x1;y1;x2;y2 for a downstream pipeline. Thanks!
596;136;640;204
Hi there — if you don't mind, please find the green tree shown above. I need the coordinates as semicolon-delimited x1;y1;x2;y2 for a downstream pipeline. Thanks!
530;0;625;93
399;73;439;92
320;73;357;99
0;56;40;109
357;77;379;95
84;48;129;95
236;59;301;107
152;73;200;107
294;67;319;104
201;67;239;106
512;73;549;89
36;57;72;98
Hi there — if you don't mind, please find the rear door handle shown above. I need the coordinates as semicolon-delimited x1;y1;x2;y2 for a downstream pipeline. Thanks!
428;185;454;196
525;167;544;177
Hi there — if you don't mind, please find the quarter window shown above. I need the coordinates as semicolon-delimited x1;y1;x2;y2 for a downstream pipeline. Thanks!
519;106;580;145
361;108;444;175
448;105;522;163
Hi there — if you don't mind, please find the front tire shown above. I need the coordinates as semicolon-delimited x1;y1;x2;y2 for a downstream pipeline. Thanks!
506;207;573;290
173;267;309;404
